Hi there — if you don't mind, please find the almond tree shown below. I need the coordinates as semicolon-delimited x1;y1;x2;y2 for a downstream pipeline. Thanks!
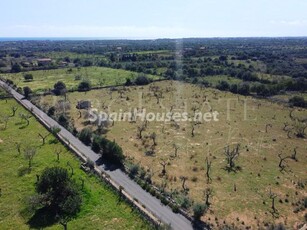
205;157;212;184
24;146;36;169
10;106;18;117
224;144;240;172
38;132;50;145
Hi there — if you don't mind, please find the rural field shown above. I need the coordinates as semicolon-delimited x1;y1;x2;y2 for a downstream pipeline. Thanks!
37;80;307;229
1;67;160;93
0;99;152;230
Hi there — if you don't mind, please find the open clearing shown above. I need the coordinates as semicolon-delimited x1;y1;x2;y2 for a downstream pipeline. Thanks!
1;67;160;93
0;99;151;230
38;80;307;229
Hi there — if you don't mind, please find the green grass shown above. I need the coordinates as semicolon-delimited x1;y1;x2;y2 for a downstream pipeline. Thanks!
227;59;267;71
0;88;7;97
1;67;161;93
203;75;242;86
0;99;152;230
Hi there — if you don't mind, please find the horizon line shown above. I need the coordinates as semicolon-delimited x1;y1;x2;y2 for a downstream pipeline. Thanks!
1;36;307;42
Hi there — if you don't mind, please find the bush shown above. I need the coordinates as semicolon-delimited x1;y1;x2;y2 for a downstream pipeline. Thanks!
53;81;67;95
11;63;21;73
78;80;91;91
170;203;180;213
289;96;307;108
193;203;208;221
24;73;33;81
237;83;250;96
216;80;230;91
23;86;32;99
75;75;81;81
58;114;69;129
47;106;55;116
91;135;102;153
129;164;139;178
104;140;125;165
93;136;125;165
78;128;93;146
134;75;151;85
125;78;133;86
178;196;192;209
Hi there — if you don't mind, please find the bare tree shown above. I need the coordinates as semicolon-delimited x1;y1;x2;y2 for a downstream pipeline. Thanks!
137;124;146;139
269;189;279;217
15;142;22;156
54;148;62;162
38;132;50;145
205;157;212;184
180;176;188;191
277;153;291;172
150;132;157;146
154;92;162;104
191;123;195;137
20;113;32;126
159;159;168;176
173;143;180;158
224;144;240;172
291;147;298;161
10;106;18;117
204;188;213;206
24;146;36;169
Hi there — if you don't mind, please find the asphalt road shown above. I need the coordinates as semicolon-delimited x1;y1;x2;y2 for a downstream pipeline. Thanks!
0;81;194;230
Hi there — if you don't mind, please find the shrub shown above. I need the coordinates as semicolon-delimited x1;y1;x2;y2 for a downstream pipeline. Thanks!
289;96;307;108
24;73;33;81
216;80;230;91
78;128;93;146
53;81;67;95
193;203;208;221
47;106;55;116
58;114;69;129
78;80;91;91
23;86;32;99
125;78;133;86
129;164;139;178
94;137;125;165
134;75;151;85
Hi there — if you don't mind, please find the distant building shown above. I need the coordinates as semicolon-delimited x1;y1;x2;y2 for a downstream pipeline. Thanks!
37;58;52;66
21;61;32;67
59;61;68;67
76;100;91;109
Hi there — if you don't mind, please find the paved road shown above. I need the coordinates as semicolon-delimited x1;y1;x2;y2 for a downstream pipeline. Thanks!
0;81;194;230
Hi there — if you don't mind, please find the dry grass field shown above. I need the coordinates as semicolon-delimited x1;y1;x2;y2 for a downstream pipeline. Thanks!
38;80;307;229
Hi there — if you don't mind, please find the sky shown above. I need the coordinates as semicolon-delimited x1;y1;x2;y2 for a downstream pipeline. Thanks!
0;0;307;38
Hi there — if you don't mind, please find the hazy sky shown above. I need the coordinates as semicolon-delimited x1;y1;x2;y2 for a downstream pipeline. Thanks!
1;0;307;38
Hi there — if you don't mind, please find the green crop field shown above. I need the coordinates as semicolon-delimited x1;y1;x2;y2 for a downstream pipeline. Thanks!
0;99;152;230
38;80;307;229
202;75;242;86
1;67;161;93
